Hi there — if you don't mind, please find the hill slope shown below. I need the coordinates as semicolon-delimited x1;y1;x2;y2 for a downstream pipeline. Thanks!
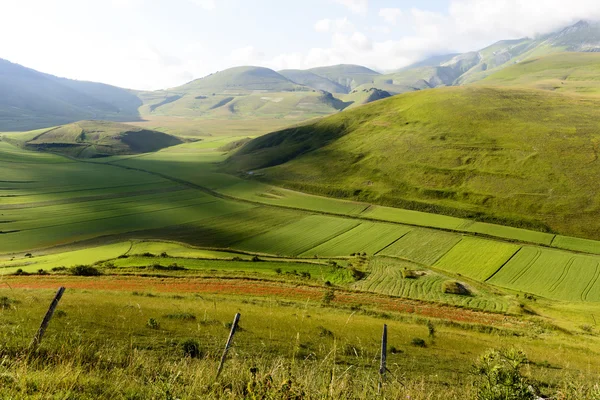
226;86;600;239
0;59;141;131
7;120;184;158
480;52;600;96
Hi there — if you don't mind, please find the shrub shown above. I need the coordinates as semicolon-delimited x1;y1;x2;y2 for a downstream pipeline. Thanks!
181;339;202;358
401;268;418;279
71;265;102;276
442;281;470;295
252;255;261;262
300;271;311;279
411;338;426;347
51;266;68;272
274;268;282;274
317;326;334;338
427;320;436;338
350;267;365;280
0;297;13;310
142;252;155;257
146;318;160;329
160;252;168;258
37;269;48;275
473;348;537;400
13;269;29;276
321;288;335;306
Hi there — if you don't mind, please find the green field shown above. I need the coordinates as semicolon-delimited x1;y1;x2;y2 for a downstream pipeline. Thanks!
354;257;510;312
299;222;412;258
235;215;359;256
489;247;600;301
379;229;463;266
433;238;521;281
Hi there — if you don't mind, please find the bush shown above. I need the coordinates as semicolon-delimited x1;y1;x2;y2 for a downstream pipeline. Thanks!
71;265;102;276
322;288;335;306
51;266;68;272
411;338;426;347
13;269;29;276
181;339;202;358
442;281;470;295
274;268;282;274
401;268;418;279
473;348;537;400
37;269;48;275
0;297;13;310
146;318;160;329
251;255;261;262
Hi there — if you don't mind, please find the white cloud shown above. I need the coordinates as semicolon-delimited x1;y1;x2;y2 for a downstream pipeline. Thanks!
379;8;403;25
314;17;355;33
332;0;368;15
188;0;216;10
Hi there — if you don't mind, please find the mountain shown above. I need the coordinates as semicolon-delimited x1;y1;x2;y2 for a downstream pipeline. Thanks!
367;20;600;93
136;66;353;121
6;120;184;158
0;58;141;131
225;86;600;240
278;69;348;94
303;65;381;93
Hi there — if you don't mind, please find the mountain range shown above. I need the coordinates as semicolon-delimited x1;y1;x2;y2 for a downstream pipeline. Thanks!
1;20;600;131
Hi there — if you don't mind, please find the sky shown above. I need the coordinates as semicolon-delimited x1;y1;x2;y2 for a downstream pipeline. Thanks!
1;0;599;90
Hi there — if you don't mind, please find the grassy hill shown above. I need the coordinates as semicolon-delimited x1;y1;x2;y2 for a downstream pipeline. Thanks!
303;64;380;93
279;69;348;93
480;52;600;96
225;85;600;239
5;120;184;158
0;58;141;131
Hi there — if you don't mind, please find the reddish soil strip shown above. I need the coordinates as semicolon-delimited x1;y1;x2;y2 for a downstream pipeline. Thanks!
3;276;524;328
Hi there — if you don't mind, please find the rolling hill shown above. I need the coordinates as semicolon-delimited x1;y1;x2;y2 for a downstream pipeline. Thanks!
479;52;600;96
0;58;141;131
225;85;600;240
4;120;184;158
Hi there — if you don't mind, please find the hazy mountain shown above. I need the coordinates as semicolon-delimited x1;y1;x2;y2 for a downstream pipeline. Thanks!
0;58;141;131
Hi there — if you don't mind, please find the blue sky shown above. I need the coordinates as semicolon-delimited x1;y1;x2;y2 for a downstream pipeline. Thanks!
1;0;598;90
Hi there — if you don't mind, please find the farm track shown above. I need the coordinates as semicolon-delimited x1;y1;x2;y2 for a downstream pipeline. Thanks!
581;263;600;301
508;249;541;285
549;257;575;293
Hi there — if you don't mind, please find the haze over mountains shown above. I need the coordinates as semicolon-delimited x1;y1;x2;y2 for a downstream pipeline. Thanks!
1;20;600;131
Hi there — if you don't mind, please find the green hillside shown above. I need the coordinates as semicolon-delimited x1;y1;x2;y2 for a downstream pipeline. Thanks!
5;120;184;158
226;86;600;239
0;58;141;131
304;64;380;92
279;69;348;93
480;52;600;96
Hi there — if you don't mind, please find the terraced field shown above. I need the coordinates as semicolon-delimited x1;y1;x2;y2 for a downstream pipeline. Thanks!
379;229;463;266
433;238;521;281
354;258;510;312
489;247;600;301
300;222;412;258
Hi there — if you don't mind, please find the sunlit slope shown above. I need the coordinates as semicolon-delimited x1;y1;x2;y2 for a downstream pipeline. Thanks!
226;86;600;239
5;120;184;158
480;52;600;96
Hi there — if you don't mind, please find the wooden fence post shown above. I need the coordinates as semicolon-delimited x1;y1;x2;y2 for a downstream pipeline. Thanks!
29;287;65;351
378;324;387;394
216;313;240;378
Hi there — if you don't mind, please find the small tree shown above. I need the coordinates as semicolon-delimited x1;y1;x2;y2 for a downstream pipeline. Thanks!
322;288;335;306
474;348;537;400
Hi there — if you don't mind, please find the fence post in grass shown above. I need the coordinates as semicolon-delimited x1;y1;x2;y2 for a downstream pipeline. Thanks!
29;287;65;351
216;313;241;379
378;324;388;394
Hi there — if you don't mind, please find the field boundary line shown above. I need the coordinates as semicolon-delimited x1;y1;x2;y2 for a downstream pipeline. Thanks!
374;230;412;256
549;257;575;293
484;246;523;282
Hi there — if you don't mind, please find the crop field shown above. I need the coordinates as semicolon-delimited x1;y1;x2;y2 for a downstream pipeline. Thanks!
354;258;510;312
299;222;412;258
551;235;600;254
433;238;521;281
379;229;463;266
462;221;555;245
235;215;359;256
488;247;600;301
